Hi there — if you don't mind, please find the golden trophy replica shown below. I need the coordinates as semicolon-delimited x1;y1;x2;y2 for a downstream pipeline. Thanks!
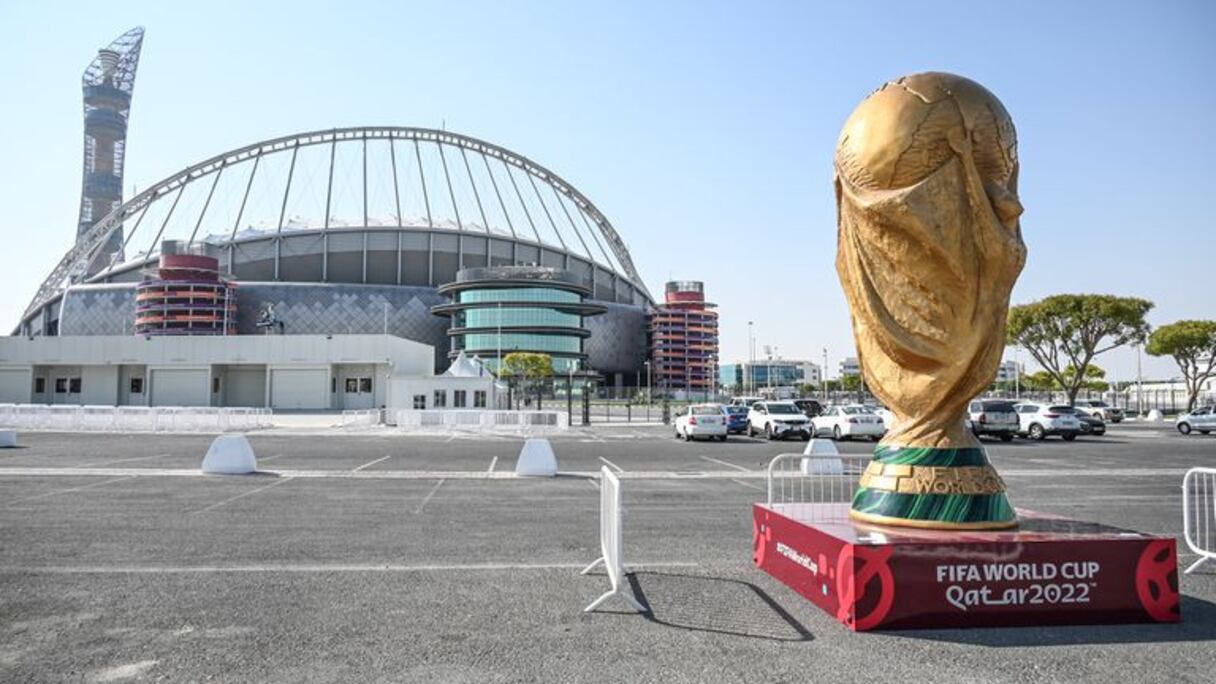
835;72;1025;529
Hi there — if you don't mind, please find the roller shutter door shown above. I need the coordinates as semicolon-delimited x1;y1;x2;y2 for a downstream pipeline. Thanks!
270;369;329;409
225;368;267;407
150;369;209;407
0;369;31;403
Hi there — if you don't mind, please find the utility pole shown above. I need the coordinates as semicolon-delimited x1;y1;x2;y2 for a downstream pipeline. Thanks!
822;347;828;403
1136;343;1144;416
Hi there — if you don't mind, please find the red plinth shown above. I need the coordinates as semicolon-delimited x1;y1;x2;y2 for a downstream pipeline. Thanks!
753;503;1180;631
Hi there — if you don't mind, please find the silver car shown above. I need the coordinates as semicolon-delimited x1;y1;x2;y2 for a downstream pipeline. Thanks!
1013;403;1082;441
1176;406;1216;436
967;399;1019;442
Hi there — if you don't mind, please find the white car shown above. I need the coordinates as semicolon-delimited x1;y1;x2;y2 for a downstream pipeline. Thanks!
1176;406;1216;436
1013;403;1081;441
812;405;886;441
731;396;763;408
675;404;728;441
747;401;813;441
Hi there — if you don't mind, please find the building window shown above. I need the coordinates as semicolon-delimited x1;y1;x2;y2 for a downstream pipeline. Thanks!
69;378;81;394
433;390;447;408
413;394;426;409
359;377;372;393
474;390;487;408
34;378;45;394
212;377;221;394
453;390;467;408
345;378;358;393
130;378;143;394
332;377;338;393
55;378;67;393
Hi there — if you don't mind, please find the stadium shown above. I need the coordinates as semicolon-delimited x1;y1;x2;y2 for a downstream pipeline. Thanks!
11;29;660;406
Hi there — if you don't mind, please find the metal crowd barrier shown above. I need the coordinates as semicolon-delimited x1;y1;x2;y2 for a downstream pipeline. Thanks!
581;466;645;613
1183;467;1216;574
0;403;272;433
340;409;383;428
765;453;869;521
393;409;569;432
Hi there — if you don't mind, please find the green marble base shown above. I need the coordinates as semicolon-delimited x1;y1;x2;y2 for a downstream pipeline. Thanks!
849;445;1017;530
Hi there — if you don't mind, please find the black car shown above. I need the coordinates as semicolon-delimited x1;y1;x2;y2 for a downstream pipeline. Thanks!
792;399;824;418
1074;408;1106;436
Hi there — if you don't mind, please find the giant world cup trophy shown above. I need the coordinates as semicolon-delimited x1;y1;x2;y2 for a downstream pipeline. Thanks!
835;72;1026;529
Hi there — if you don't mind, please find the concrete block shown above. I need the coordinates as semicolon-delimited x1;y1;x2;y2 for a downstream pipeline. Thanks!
202;434;258;474
801;439;843;475
0;430;15;448
1146;409;1165;422
515;438;557;477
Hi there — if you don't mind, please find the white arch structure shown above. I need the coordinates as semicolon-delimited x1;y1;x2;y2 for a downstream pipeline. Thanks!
22;126;652;327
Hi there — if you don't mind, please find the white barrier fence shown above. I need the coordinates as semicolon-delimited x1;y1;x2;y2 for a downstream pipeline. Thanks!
1183;467;1216;574
340;409;383;429
393;409;568;432
582;466;645;612
0;403;272;433
765;452;869;521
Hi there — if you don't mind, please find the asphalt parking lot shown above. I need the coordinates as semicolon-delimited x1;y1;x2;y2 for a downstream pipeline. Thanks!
1;423;1213;682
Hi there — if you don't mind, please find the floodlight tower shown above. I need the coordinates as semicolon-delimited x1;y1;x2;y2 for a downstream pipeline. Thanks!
77;27;144;272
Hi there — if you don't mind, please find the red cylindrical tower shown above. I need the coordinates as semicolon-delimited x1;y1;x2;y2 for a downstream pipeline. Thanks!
134;253;236;336
649;281;719;395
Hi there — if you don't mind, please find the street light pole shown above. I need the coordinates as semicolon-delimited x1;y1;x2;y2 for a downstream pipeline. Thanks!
747;320;754;395
822;347;828;403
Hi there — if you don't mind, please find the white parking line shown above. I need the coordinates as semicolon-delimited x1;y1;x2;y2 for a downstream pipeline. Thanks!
699;455;751;472
74;453;168;468
413;479;445;514
0;561;701;575
6;476;135;506
353;455;391;472
598;457;624;473
730;478;764;492
190;477;294;514
487;456;498;473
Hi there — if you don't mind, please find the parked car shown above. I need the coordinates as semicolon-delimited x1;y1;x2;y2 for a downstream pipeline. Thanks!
1013;403;1081;441
967;399;1019;441
675;404;728;441
812;404;886;441
792;398;824;418
722;405;750;434
1176;406;1216;435
731;396;764;408
747;401;812;441
1074;400;1124;423
1074;407;1107;436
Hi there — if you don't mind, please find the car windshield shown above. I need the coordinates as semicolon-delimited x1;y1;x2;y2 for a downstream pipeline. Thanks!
981;401;1016;412
842;406;869;415
726;406;748;415
692;405;721;416
767;404;800;414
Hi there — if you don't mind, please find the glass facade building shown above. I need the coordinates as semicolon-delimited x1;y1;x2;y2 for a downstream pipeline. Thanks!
432;266;605;374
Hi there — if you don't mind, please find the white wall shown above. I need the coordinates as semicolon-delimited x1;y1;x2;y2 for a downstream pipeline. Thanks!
80;366;119;405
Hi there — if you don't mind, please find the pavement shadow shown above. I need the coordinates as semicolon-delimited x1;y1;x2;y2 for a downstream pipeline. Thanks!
620;570;814;642
887;594;1216;647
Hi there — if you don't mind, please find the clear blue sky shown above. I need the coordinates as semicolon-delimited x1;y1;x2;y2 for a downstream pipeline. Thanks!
1;0;1212;381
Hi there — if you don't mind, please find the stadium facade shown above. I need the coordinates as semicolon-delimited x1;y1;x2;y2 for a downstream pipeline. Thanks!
8;28;670;408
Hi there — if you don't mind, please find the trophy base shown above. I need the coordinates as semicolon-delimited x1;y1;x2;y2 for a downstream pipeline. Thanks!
848;508;1018;531
754;503;1180;631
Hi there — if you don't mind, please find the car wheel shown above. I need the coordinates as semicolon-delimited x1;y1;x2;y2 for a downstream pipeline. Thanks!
1000;433;1014;442
747;424;755;438
1201;430;1211;435
1029;424;1046;441
684;430;693;442
1062;433;1077;442
802;434;811;442
1178;422;1192;435
833;425;842;441
765;424;774;440
675;427;682;439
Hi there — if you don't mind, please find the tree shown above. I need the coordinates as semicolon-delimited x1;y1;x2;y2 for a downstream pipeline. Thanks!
840;374;862;392
796;383;818;397
500;352;553;409
1007;294;1152;405
1146;320;1216;411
